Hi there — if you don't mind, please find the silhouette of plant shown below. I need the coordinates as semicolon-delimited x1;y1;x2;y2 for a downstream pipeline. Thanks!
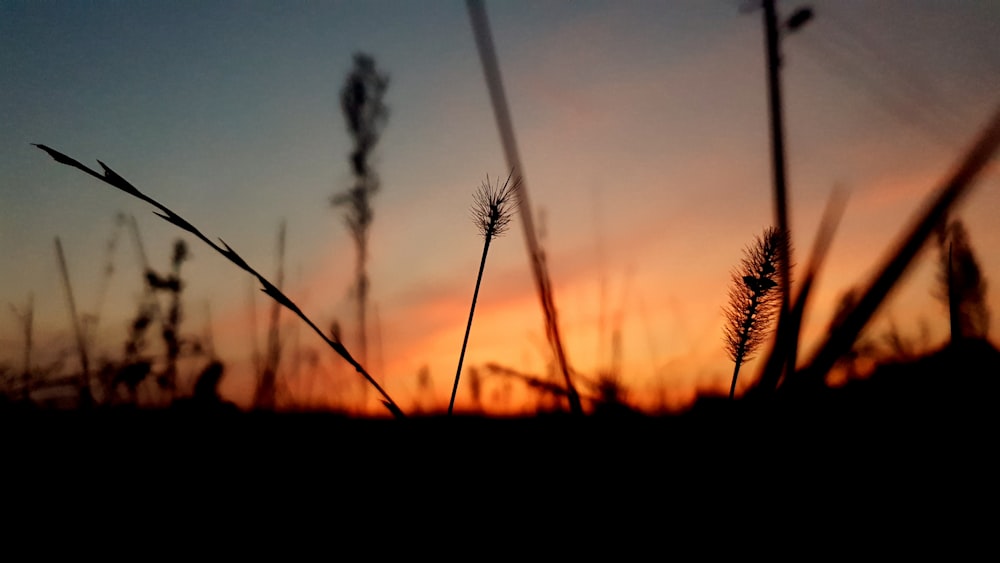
55;237;92;407
253;220;286;410
937;219;989;341
448;172;517;415
9;294;34;401
332;52;389;370
146;239;189;397
115;281;157;404
481;362;637;414
467;366;483;413
723;226;784;399
415;364;433;414
467;0;583;415
753;187;845;394
33;143;405;418
800;107;1000;382
191;360;226;403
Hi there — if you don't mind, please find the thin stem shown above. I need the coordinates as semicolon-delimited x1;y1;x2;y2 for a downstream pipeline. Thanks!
467;0;582;415
802;105;1000;380
449;236;492;416
729;352;744;400
763;0;793;378
729;291;760;399
55;237;91;406
34;143;405;417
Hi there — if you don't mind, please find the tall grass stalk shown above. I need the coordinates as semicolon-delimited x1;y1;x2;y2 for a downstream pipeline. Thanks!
755;187;847;393
122;215;160;366
760;0;799;388
87;213;126;347
146;239;188;397
253;219;286;410
448;172;517;416
34;144;405;418
333;53;389;369
723;227;784;399
467;0;582;414
9;293;34;400
55;236;92;406
800;105;1000;382
937;219;989;342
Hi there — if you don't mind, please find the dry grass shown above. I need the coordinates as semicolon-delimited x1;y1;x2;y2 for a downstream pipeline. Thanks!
33;143;405;418
448;172;517;415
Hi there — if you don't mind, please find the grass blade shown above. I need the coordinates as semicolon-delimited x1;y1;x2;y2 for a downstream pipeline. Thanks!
754;187;848;393
466;0;583;415
35;144;405;418
799;105;1000;383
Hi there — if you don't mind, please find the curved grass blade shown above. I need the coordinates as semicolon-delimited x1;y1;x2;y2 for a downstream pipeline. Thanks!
34;143;405;418
799;105;1000;383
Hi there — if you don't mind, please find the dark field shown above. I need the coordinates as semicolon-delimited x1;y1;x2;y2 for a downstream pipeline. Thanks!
6;340;996;472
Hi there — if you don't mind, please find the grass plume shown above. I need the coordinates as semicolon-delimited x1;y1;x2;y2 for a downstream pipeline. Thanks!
33;143;405;418
723;226;784;399
448;172;517;415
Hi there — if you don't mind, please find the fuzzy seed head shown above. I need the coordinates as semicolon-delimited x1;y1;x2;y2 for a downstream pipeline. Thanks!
472;171;519;239
723;226;786;363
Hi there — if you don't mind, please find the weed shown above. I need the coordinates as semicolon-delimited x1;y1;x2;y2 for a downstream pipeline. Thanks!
34;144;405;418
332;52;389;369
448;172;517;415
723;227;784;399
937;219;989;341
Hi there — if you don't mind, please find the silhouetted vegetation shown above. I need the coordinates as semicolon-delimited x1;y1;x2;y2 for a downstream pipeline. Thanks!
32;143;405;417
723;227;784;399
467;0;583;415
448;172;517;415
12;3;1000;451
937;219;989;342
332;52;389;370
252;220;287;411
797;107;1000;385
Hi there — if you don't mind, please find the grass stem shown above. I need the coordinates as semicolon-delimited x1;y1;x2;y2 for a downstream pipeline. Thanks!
449;237;491;415
35;144;405;418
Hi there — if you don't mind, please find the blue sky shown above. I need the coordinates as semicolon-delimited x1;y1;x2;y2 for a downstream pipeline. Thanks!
2;1;999;412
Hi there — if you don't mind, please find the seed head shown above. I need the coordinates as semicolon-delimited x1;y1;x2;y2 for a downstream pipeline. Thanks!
723;226;785;363
472;171;519;239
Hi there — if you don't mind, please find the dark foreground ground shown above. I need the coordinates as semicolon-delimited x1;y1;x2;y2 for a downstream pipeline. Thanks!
3;339;996;511
0;341;993;554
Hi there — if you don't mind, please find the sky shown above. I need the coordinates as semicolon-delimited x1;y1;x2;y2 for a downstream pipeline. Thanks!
2;0;999;415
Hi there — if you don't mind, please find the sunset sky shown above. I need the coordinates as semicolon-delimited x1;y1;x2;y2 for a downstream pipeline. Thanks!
2;0;999;414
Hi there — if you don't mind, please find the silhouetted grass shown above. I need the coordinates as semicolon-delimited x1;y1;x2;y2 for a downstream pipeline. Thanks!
34;144;405;418
54;236;91;407
754;187;847;393
723;227;784;399
333;52;389;369
937;219;989;341
798;104;1000;384
448;172;517;415
252;220;286;411
8;293;34;401
467;0;582;415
